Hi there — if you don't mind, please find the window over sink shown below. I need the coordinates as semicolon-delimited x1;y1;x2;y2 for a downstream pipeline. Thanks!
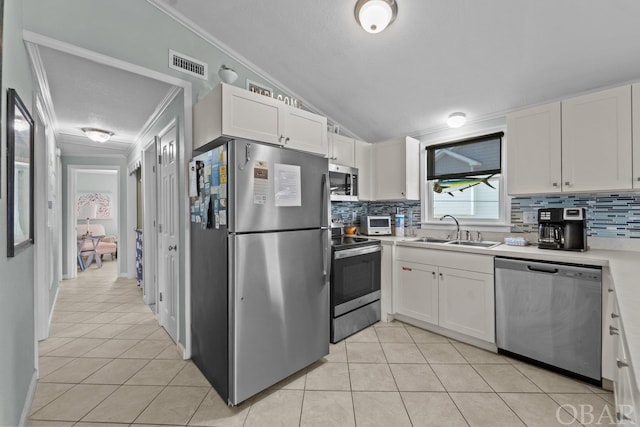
423;131;507;225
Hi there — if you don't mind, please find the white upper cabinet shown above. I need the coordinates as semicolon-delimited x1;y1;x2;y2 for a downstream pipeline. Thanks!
328;133;356;167
632;83;640;189
506;85;633;195
355;140;372;201
562;85;632;192
193;83;328;156
506;102;562;195
373;136;420;200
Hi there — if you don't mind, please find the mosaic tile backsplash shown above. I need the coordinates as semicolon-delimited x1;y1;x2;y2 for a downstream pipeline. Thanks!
331;201;421;229
511;192;640;238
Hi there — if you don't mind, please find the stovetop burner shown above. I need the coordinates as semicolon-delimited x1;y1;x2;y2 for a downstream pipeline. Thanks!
331;235;380;250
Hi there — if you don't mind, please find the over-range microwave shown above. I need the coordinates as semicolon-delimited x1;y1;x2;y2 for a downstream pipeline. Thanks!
329;163;358;201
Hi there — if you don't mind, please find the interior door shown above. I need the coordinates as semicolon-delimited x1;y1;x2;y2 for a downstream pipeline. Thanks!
142;140;158;308
158;123;179;341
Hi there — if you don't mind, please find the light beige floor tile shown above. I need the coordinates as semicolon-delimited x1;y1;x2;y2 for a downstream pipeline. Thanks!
39;337;75;355
375;326;413;343
270;366;307;390
38;356;75;377
46;338;107;357
125;359;187;385
244;389;304;427
114;324;161;340
449;392;525;427
83;312;123;324
417;343;467;364
82;358;149;385
154;344;183;359
110;312;154;324
82;385;163;423
188;388;252;426
108;303;152;313
474;364;542;392
51;323;102;338
598;392;615;405
40;358;111;383
390;364;445;392
81;323;132;339
29;383;75;414
514;362;595;393
81;339;139;358
401;392;467;427
374;320;405;328
29;384;117;421
170;361;212;387
381;342;427;363
345;326;379;343
404;325;449;343
27;420;74;427
549;393;618;426
501;392;581;426
323;341;347;363
306;362;350;391
300;391;355;427
146;327;172;340
135;386;209;425
451;341;510;363
349;363;397;391
74;422;129;427
431;364;492;392
345;342;386;363
119;339;171;359
352;391;411;427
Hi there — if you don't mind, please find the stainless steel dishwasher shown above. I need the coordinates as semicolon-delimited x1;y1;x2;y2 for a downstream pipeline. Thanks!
495;257;602;385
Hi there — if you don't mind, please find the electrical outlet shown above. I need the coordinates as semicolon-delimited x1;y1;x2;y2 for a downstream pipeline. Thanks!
523;211;537;224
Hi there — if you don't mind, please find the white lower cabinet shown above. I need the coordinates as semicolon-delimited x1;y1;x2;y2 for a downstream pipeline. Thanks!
395;247;495;344
438;266;495;343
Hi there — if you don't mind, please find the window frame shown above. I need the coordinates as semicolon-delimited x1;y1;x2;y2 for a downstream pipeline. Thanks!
420;127;510;230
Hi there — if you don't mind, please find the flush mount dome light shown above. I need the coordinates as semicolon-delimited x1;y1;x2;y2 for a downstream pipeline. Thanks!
355;0;398;34
81;127;114;143
446;112;467;128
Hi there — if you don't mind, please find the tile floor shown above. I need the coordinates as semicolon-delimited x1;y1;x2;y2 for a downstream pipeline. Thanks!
28;260;616;426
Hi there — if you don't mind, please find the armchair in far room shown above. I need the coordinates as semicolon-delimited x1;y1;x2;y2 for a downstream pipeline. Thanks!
77;224;118;260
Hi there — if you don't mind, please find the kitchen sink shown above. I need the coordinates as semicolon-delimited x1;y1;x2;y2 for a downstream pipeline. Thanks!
445;240;502;248
406;237;451;244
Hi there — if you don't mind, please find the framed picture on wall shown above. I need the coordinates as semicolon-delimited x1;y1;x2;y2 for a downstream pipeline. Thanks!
7;88;35;257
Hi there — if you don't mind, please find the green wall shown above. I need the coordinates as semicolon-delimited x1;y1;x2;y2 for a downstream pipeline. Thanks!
0;0;36;425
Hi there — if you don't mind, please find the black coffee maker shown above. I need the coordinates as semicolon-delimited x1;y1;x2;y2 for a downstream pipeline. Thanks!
538;208;588;251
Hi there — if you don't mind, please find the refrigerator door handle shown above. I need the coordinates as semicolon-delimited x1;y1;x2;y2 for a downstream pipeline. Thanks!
322;173;330;228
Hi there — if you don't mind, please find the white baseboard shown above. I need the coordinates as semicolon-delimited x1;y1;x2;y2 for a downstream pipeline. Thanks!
177;341;187;360
48;286;59;332
19;370;38;426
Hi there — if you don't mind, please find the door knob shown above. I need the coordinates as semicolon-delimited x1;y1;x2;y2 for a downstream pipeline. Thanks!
168;245;177;251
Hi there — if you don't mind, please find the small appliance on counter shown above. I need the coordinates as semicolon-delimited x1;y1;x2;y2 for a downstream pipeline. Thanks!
360;215;392;236
538;207;587;251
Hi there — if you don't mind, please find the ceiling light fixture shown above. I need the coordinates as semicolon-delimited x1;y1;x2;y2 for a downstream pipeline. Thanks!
355;0;398;34
218;65;238;84
446;112;467;128
81;127;114;143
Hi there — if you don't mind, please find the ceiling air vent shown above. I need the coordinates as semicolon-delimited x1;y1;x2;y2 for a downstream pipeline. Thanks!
168;49;208;80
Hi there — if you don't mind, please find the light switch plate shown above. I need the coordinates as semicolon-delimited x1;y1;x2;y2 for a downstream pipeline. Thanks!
523;211;537;224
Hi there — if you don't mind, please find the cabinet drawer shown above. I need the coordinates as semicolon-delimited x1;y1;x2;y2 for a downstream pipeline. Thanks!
396;247;493;274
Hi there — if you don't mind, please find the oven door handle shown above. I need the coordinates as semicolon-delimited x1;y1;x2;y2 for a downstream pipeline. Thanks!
334;245;381;260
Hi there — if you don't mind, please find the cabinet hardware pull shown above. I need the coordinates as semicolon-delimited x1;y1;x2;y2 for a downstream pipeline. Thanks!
617;359;629;368
564;181;571;186
608;288;614;293
552;182;558;187
439;273;443;278
432;272;436;278
611;313;620;319
402;267;412;271
168;245;177;251
637;177;640;181
285;137;290;144
279;135;284;142
609;326;619;335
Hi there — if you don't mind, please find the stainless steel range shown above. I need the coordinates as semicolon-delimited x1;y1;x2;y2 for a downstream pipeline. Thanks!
330;226;381;343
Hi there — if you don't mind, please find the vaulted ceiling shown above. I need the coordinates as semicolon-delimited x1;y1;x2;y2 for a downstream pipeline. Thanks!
152;0;640;142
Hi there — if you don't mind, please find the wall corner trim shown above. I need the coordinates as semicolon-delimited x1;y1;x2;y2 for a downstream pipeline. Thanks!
19;370;38;427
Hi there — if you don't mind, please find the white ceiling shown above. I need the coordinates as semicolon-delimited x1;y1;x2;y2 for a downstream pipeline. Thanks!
153;0;640;142
30;44;177;156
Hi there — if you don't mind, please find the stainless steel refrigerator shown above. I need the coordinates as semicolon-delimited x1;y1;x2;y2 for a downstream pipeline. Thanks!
190;138;330;405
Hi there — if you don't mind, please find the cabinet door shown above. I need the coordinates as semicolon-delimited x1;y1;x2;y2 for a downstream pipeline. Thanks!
438;267;495;343
562;86;632;192
282;107;328;156
355;140;372;201
395;261;439;325
506;102;562;195
221;85;282;145
633;84;640;188
329;134;355;167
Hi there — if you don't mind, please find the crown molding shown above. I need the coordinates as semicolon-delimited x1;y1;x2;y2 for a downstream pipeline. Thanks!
25;41;60;133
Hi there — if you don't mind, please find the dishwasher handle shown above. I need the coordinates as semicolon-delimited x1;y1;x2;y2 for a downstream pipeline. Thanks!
526;265;559;274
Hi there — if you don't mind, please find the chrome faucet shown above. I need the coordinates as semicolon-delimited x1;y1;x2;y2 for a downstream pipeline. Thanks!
440;215;461;240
